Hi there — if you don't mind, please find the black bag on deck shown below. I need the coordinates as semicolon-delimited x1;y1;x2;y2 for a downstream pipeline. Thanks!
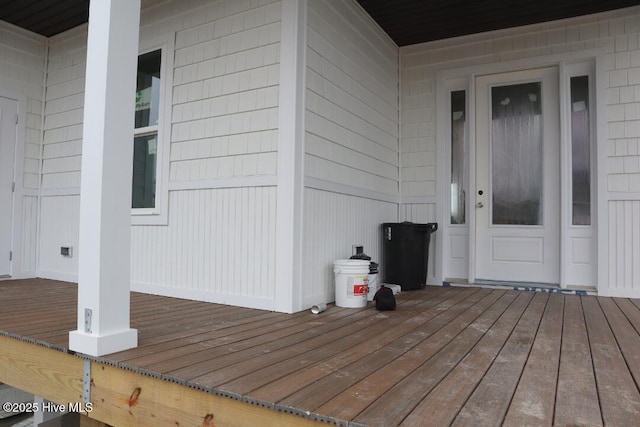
374;285;396;311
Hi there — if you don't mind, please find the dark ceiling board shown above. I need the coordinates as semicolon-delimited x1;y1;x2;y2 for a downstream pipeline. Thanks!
18;1;85;29
356;0;640;46
0;0;639;43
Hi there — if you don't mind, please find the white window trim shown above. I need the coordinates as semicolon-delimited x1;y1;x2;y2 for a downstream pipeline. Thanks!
132;36;174;225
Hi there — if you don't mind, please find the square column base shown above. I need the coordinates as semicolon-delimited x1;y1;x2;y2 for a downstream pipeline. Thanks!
69;328;138;356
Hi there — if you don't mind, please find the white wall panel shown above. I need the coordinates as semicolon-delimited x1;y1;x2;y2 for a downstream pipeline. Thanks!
38;195;80;281
43;26;86;190
400;6;640;198
0;23;46;189
19;196;38;275
302;188;397;308
171;0;281;182
305;0;399;196
605;200;640;295
131;187;277;309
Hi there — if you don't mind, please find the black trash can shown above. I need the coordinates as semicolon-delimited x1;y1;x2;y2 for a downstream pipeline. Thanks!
381;222;438;291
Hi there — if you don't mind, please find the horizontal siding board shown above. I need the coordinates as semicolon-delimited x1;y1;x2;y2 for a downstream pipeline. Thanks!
305;0;399;197
0;22;46;190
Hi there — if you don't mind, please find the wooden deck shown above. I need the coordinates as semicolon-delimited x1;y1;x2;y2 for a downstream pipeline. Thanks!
2;279;640;426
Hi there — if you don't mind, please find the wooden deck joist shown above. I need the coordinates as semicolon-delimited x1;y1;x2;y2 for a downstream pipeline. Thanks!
0;333;320;426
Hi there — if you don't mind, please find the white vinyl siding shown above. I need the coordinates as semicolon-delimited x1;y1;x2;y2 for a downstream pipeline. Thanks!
301;0;399;307
36;0;282;307
400;5;640;293
0;23;46;190
305;0;398;195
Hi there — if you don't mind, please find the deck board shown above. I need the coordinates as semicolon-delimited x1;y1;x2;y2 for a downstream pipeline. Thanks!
554;294;602;426
2;279;640;426
245;287;476;404
582;297;640;425
450;292;549;426
502;292;564;426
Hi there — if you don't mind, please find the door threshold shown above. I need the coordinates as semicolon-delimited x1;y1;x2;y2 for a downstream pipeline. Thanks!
443;279;597;296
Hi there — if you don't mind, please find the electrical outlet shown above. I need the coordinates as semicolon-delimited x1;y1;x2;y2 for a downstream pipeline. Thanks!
61;246;73;257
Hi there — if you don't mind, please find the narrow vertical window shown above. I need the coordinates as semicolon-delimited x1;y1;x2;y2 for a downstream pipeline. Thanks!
133;50;161;209
451;90;466;224
570;76;591;225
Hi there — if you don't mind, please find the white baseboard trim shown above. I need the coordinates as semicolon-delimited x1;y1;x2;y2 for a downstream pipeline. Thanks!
597;287;640;298
36;270;78;283
131;281;278;312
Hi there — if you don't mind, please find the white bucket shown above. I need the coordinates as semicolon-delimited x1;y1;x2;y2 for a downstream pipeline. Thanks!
334;259;370;308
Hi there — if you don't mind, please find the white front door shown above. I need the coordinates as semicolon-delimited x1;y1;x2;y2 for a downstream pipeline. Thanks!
475;67;560;284
0;96;18;276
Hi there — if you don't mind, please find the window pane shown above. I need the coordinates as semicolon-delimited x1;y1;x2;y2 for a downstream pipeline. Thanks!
570;76;591;225
491;82;543;225
132;134;157;209
135;50;161;129
450;90;466;225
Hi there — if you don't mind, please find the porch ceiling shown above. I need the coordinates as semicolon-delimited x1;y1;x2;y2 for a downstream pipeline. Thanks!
0;0;639;44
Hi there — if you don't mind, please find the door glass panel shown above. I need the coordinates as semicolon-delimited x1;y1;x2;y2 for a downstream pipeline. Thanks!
491;82;542;225
450;90;466;225
570;76;591;225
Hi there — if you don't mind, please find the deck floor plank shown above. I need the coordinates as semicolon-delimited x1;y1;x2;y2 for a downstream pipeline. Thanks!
290;289;507;421
3;279;640;426
164;305;383;381
183;298;434;387
396;292;535;427
224;287;472;398
554;294;603;426
582;296;640;425
450;292;549;426
345;291;522;427
502;292;564;427
246;288;479;404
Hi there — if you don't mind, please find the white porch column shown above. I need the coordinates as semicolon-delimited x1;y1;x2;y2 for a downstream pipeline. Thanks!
69;0;140;356
276;0;307;313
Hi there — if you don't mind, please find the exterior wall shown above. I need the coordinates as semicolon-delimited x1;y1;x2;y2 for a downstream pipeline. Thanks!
302;0;399;306
400;6;640;294
0;22;46;278
131;187;276;309
36;0;283;309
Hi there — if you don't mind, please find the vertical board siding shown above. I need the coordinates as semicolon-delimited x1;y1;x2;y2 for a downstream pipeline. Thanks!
608;200;640;291
400;6;640;198
305;0;399;196
20;196;38;274
0;23;46;189
302;188;397;307
38;196;80;278
131;187;277;307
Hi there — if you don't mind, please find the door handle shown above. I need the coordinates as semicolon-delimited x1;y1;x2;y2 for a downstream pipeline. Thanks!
476;202;484;208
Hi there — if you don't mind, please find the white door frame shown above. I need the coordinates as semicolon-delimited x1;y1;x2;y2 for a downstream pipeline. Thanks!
474;66;561;284
0;90;29;280
434;49;607;290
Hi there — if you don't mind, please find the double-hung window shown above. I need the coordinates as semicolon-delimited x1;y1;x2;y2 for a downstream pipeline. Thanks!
133;50;161;210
